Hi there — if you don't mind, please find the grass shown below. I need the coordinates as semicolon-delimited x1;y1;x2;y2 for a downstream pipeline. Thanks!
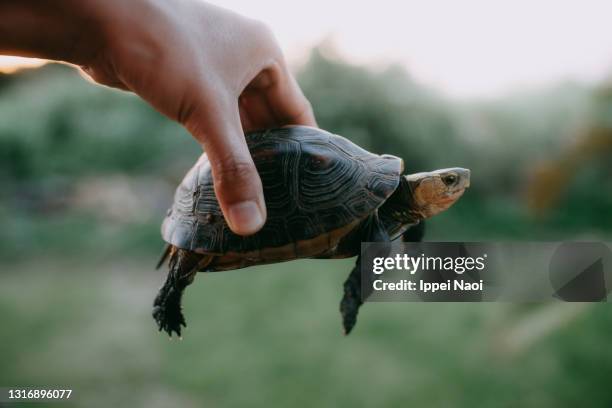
1;163;611;408
2;54;612;407
2;249;612;407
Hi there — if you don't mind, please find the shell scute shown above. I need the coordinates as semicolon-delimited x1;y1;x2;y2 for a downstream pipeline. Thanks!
162;126;402;254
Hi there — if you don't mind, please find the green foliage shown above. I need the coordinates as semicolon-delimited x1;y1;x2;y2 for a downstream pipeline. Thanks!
0;64;200;186
0;52;610;255
0;49;611;408
2;260;612;408
298;49;456;171
297;49;611;238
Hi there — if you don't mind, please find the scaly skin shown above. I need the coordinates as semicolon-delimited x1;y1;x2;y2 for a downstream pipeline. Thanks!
154;160;470;337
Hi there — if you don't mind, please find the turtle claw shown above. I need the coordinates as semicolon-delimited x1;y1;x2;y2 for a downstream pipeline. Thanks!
153;285;187;338
153;304;186;337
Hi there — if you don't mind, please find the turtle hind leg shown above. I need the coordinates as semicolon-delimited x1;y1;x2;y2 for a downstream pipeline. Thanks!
152;248;210;337
340;256;362;335
153;277;188;337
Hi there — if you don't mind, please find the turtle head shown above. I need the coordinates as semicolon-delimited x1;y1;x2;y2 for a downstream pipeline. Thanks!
404;168;470;219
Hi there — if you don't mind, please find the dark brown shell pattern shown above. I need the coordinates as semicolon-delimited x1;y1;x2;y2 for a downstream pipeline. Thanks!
161;126;402;255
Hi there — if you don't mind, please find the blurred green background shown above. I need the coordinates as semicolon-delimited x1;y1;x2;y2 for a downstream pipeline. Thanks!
1;49;612;408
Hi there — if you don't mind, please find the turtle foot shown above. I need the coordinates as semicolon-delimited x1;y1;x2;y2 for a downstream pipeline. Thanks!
153;285;186;338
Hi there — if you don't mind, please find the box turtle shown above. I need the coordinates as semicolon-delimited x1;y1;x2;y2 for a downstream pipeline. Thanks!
154;126;470;336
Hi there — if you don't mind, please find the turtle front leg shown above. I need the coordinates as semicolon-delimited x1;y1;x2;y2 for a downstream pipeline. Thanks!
340;213;389;335
153;248;208;337
402;220;425;242
340;256;363;335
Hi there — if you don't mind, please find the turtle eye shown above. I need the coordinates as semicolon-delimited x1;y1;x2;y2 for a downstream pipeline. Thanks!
442;174;457;186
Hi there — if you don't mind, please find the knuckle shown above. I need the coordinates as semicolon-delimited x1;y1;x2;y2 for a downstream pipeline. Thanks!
286;97;315;124
249;19;274;40
213;156;257;185
301;98;314;115
246;19;282;57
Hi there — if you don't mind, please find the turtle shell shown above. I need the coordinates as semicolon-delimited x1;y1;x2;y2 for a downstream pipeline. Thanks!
161;126;403;256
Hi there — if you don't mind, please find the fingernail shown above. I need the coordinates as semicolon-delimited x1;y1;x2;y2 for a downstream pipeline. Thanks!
228;201;264;235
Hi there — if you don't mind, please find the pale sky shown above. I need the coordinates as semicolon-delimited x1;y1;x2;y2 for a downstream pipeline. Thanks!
2;0;612;98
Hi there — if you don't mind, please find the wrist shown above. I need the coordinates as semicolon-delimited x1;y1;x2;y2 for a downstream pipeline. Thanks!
0;0;153;65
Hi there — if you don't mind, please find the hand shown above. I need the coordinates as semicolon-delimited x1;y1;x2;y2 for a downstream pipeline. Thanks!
0;0;316;235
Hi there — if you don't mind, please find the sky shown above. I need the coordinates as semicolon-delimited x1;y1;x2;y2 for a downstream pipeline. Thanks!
2;0;611;98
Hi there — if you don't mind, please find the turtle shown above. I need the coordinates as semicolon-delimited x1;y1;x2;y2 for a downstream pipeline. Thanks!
154;126;470;337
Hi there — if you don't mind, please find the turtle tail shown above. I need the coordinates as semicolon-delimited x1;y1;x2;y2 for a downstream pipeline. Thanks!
153;247;209;337
155;244;172;270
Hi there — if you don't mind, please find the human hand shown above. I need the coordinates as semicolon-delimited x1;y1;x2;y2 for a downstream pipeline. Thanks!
0;0;316;235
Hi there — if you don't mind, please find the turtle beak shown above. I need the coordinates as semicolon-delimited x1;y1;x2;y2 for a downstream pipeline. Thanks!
458;168;470;188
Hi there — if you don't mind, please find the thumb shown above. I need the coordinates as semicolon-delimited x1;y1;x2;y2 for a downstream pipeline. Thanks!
185;97;266;236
